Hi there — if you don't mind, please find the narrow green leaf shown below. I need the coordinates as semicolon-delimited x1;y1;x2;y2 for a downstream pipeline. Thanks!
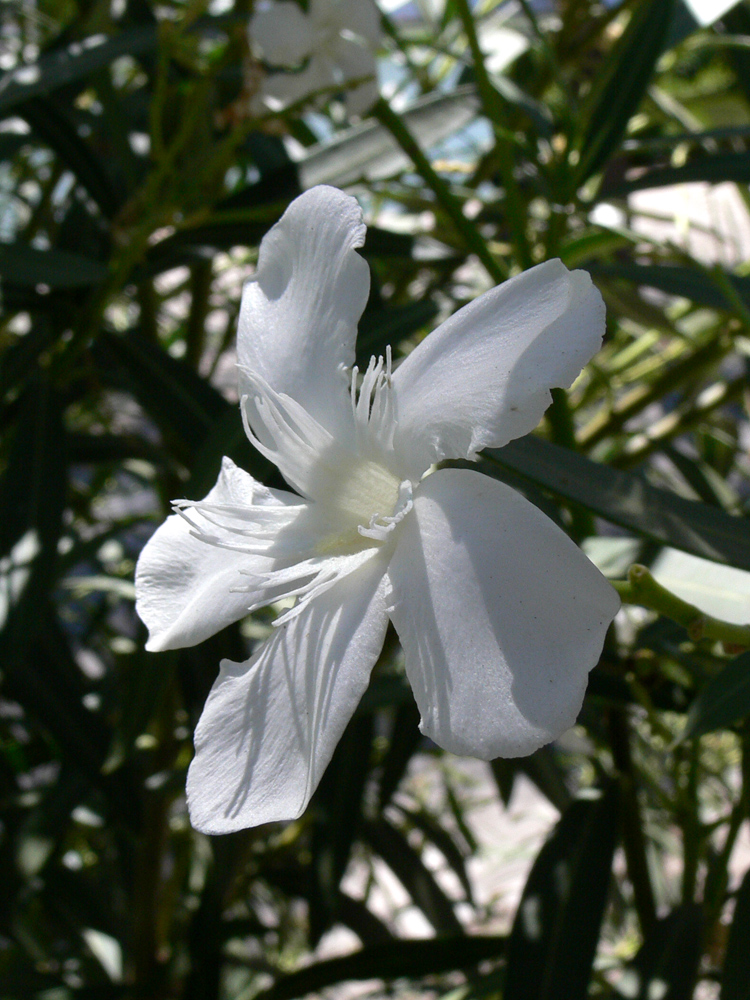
395;803;474;903
577;0;676;183
356;298;439;364
377;700;422;808
21;96;123;217
681;652;750;741
588;261;750;313
310;714;374;940
0;25;158;113
254;935;506;1000
623;904;703;1000
0;378;107;781
92;331;232;464
0;374;65;594
721;867;750;999
363;818;464;935
604;150;750;197
0;320;55;402
481;435;750;570
298;85;480;189
504;784;620;1000
0;242;108;288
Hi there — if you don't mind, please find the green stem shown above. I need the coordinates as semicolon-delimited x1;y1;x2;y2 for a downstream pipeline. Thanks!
613;565;750;647
372;97;507;284
185;256;214;370
453;0;533;269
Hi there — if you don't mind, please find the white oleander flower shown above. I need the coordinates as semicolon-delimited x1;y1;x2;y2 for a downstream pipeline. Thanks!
135;185;620;834
249;0;381;116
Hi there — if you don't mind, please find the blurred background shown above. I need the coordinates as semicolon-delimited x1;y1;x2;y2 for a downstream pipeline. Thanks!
2;0;750;997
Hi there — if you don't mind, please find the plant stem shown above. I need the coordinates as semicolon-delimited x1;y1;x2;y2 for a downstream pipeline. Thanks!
453;0;533;269
373;97;507;284
612;565;750;648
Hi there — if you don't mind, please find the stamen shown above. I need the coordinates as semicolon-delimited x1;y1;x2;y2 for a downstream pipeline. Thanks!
357;480;413;540
238;367;335;497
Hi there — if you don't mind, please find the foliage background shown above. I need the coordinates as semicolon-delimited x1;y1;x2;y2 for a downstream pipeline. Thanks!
2;0;750;997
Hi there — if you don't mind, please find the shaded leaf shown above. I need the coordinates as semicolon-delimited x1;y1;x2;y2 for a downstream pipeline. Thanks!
504;784;620;1000
619;904;703;1000
589;261;750;313
254;935;506;1000
681;652;750;741
482;436;750;570
0;242;108;288
604;150;750;198
363;818;464;935
577;0;676;183
92;331;232;464
21;96;124;217
721;866;750;1000
0;26;158;113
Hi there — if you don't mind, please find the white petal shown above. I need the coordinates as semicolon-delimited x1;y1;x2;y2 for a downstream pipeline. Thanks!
386;468;620;759
135;458;307;652
391;260;606;477
333;39;379;115
258;57;336;111
249;1;314;65
237;185;370;438
335;0;382;47
186;552;390;833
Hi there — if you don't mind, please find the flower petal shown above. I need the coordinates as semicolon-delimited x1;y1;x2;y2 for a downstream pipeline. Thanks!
250;1;314;65
333;38;379;116
135;458;306;652
331;0;382;47
258;58;336;111
386;468;620;759
391;259;606;477
186;552;390;832
237;186;369;438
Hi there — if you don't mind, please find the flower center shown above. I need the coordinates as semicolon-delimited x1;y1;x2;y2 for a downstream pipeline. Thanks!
333;458;399;526
318;458;413;552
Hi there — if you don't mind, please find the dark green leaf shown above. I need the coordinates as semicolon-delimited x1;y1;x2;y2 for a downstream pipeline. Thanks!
0;26;158;113
394;803;474;903
588;262;750;313
356;298;439;364
620;904;703;1000
21;96;123;217
254;935;506;1000
721;867;750;999
577;0;676;184
0;131;29;161
0;242;108;288
504;784;620;1000
0;374;65;595
363;818;464;935
377;699;422;808
482;435;750;570
681;652;750;741
604;151;750;198
92;331;232;465
310;714;375;942
0;320;55;401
